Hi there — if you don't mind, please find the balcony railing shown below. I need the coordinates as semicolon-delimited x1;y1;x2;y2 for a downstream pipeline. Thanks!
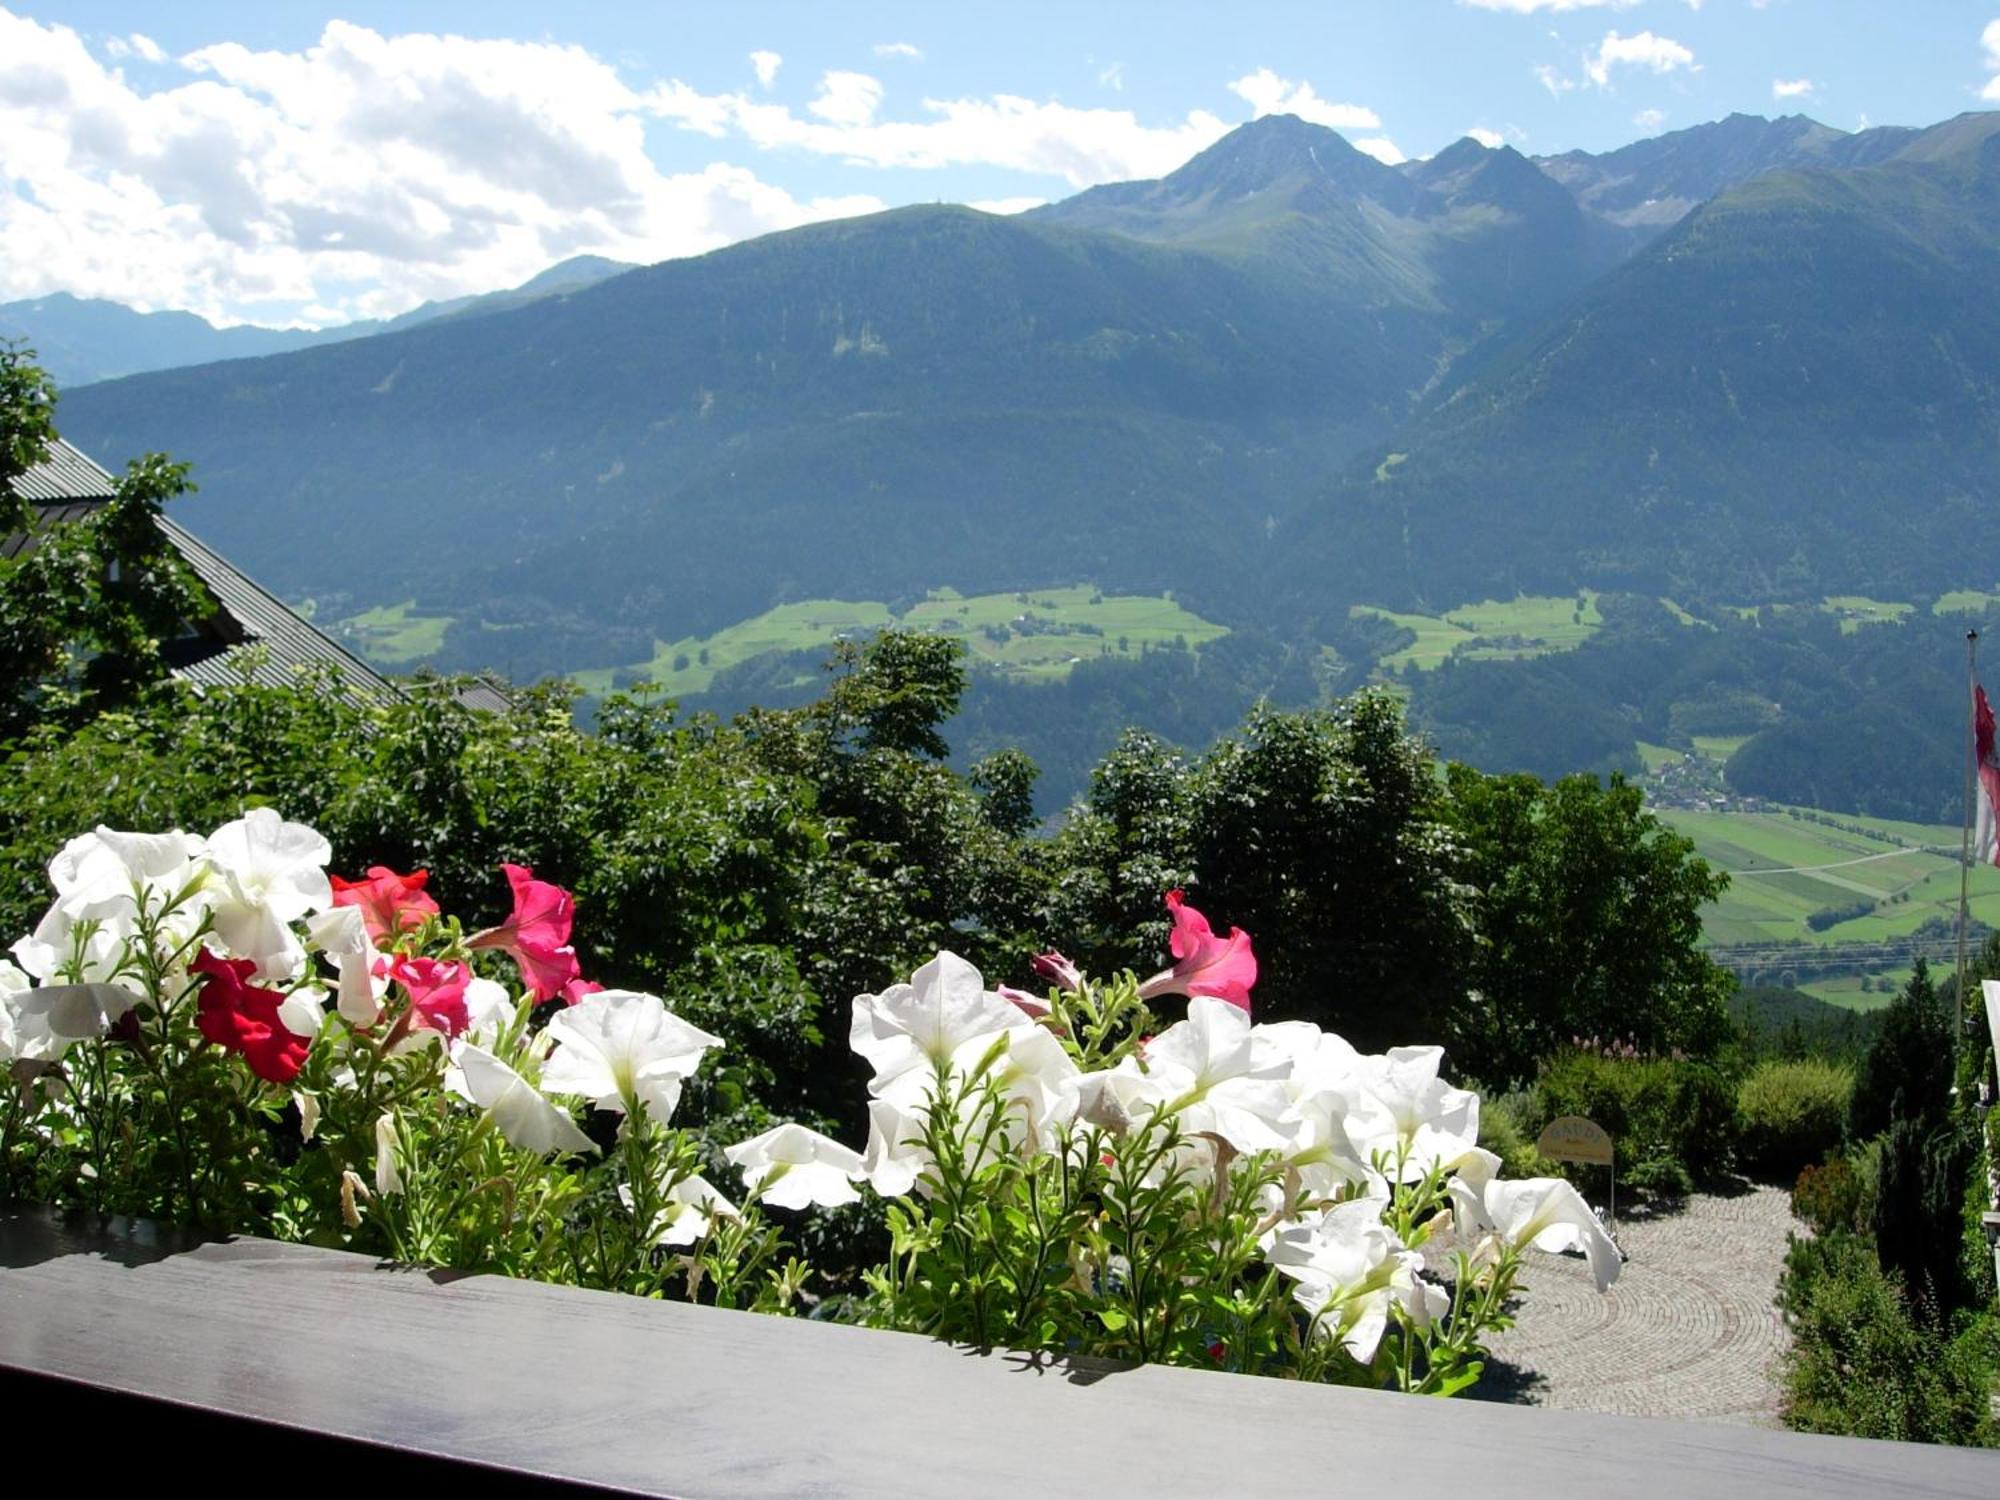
3;1205;1994;1496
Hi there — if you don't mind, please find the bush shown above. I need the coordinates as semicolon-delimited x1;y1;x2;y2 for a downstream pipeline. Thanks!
1534;1048;1739;1185
1477;1089;1554;1179
1779;1231;1998;1446
1848;960;1953;1141
1737;1059;1853;1181
1873;1117;1983;1327
1791;1156;1866;1236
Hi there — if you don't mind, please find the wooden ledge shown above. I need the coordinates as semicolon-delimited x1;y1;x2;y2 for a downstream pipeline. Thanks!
2;1207;1994;1496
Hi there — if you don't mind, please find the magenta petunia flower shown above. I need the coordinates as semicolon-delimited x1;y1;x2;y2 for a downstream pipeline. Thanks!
1135;889;1257;1012
467;864;581;1002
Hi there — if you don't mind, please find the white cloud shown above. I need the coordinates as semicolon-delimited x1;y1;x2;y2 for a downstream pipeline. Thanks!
808;70;884;128
1098;61;1124;91
1633;107;1666;132
969;196;1045;215
749;50;781;88
1771;77;1815;100
104;32;166;64
1466;127;1505;148
0;12;881;326
873;42;922;60
1227;68;1381;130
648;81;1230;189
1983;19;2000;101
1585;30;1698;88
1534;64;1577;96
1461;0;1636;11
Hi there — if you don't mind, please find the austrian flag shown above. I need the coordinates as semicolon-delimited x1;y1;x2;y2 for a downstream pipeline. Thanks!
1978;686;2000;868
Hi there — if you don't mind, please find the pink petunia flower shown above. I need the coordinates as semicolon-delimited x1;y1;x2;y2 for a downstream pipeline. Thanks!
386;954;473;1039
1029;951;1082;993
467;864;581;1002
1134;890;1257;1012
559;977;605;1006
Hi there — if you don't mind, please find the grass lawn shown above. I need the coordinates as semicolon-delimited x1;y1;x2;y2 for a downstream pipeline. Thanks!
1933;587;2000;615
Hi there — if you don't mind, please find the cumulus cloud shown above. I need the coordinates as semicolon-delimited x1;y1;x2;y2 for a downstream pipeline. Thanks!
968;196;1045;215
1227;68;1381;130
648;80;1229;188
1633;107;1667;132
103;32;165;63
1352;137;1407;165
808;71;884;127
1466;127;1506;148
873;42;922;60
1585;30;1697;88
1098;61;1124;91
0;11;880;325
1983;19;2000;101
1771;77;1816;99
749;50;781;88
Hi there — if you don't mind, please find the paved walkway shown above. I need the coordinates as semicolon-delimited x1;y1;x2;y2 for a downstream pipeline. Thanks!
1447;1185;1797;1427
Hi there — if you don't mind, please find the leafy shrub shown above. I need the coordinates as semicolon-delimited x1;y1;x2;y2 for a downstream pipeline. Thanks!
1623;1155;1694;1199
1790;1156;1866;1236
1736;1059;1853;1181
1477;1089;1554;1179
1779;1231;1998;1446
1873;1117;1983;1327
1534;1048;1739;1184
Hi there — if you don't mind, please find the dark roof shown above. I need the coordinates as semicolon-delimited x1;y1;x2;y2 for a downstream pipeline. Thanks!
6;438;510;711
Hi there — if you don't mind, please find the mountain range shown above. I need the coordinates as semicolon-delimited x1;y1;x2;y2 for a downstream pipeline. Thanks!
0;255;634;387
40;108;2000;686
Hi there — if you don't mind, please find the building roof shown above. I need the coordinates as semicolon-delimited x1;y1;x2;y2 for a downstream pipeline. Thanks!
6;437;509;710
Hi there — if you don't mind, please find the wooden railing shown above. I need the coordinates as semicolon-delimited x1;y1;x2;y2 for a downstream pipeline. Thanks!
2;1206;1994;1497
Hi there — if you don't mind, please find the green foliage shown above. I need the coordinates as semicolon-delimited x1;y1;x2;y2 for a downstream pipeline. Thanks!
1735;1059;1853;1182
1533;1048;1739;1184
1790;1155;1867;1236
1849;959;1955;1141
1476;1090;1554;1180
1446;767;1734;1085
0;344;213;735
1872;1116;1983;1328
1044;694;1469;1052
1730;985;1882;1066
1778;1231;1998;1446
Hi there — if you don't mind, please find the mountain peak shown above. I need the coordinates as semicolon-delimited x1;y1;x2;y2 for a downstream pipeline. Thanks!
1164;113;1391;202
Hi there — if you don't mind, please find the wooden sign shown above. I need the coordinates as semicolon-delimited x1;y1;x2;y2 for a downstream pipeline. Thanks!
1536;1115;1614;1167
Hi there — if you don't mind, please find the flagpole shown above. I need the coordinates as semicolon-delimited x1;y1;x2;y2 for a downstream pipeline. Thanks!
1960;627;1980;1033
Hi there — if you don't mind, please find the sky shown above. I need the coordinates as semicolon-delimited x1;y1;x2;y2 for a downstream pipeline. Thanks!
2;1;1995;329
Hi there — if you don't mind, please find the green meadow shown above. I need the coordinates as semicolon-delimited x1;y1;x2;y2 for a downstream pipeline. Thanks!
1351;591;1602;676
337;600;454;664
571;586;1229;697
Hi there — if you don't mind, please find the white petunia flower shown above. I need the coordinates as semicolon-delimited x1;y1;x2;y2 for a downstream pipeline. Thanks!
1268;1199;1435;1361
1339;1045;1481;1182
849;951;1027;1103
307;907;387;1026
539;990;722;1120
1116;996;1298;1154
204;809;333;983
1452;1173;1623;1292
452;1042;598;1157
374;1111;405;1196
725;1122;866;1210
619;1173;739;1246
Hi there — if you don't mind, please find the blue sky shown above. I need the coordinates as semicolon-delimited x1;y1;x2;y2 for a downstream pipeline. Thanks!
3;2;1995;326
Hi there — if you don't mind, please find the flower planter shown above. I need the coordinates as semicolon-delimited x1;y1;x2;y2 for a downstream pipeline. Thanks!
3;1205;1992;1499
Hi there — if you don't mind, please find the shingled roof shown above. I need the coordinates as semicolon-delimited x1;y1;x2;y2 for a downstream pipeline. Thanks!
6;437;510;711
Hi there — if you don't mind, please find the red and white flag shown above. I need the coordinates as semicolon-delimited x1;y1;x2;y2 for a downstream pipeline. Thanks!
1978;685;2000;868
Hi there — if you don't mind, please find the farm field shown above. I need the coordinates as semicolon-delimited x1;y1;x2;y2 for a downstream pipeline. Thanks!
1658;804;2000;1008
1351;591;1602;676
571;586;1228;697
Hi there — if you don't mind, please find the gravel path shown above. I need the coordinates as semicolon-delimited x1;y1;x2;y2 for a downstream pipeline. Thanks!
1451;1185;1797;1427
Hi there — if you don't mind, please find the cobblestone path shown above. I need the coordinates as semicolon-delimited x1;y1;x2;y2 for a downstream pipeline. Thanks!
1453;1185;1797;1427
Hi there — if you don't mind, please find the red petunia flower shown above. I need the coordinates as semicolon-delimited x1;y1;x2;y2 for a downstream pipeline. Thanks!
1134;890;1257;1012
330;866;440;946
467;864;581;1002
559;977;604;1006
191;948;312;1084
